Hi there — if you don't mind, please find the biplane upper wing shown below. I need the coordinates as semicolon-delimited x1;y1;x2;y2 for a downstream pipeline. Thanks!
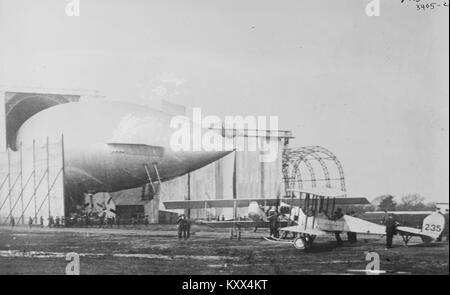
280;197;370;207
163;198;281;210
279;225;327;236
164;195;370;210
286;187;347;197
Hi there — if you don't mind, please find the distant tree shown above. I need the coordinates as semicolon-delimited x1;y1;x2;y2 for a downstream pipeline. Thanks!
371;195;388;208
400;194;424;207
397;194;435;211
376;195;397;211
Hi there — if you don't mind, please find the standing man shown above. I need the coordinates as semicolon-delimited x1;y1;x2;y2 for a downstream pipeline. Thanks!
346;211;357;243
385;214;397;249
444;209;449;242
99;214;104;228
28;216;33;228
177;214;186;240
48;216;54;228
85;214;90;227
268;210;279;238
333;208;344;246
40;216;44;228
438;209;449;242
184;216;191;240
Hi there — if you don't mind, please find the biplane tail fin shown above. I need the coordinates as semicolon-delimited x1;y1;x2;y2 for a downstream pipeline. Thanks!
420;212;445;239
397;212;445;240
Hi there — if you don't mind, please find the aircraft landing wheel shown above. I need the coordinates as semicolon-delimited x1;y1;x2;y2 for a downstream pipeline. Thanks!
293;237;306;250
293;234;316;250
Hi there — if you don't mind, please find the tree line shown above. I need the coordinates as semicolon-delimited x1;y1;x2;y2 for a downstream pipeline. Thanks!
342;194;436;214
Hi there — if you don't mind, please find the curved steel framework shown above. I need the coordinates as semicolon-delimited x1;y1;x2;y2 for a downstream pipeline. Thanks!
5;93;77;150
282;145;346;196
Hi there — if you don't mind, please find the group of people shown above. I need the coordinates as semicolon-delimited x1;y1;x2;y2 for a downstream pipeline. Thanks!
9;216;46;228
177;214;191;240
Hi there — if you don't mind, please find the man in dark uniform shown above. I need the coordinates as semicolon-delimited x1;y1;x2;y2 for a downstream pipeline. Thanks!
85;214;90;227
268;211;279;238
437;209;449;242
99;214;104;228
444;209;449;242
385;214;397;249
346;211;357;243
184;216;191;240
333;208;344;246
48;216;54;228
177;214;187;240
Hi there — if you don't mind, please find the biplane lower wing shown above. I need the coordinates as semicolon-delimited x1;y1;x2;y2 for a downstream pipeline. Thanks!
279;225;327;236
163;198;281;209
196;220;289;228
196;220;269;228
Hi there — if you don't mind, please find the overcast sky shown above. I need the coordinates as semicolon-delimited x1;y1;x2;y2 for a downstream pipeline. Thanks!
0;0;448;203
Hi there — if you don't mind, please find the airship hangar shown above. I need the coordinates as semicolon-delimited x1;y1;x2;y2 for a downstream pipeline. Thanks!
0;87;347;226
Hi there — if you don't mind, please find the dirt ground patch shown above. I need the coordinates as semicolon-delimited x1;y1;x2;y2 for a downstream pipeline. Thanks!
0;225;448;275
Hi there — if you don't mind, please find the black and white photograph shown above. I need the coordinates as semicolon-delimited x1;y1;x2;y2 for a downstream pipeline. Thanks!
0;0;448;278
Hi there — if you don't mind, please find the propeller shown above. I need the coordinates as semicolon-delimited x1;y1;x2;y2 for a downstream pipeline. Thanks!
82;193;117;218
97;195;117;218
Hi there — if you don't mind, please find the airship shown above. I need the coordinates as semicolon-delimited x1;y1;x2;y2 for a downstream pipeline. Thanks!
15;100;233;201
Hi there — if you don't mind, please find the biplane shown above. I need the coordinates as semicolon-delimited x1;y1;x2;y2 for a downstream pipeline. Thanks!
164;188;445;249
164;198;285;239
275;189;445;250
163;187;370;240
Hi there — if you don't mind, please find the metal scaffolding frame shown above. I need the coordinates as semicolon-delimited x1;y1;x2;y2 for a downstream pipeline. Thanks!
0;137;64;224
282;145;346;196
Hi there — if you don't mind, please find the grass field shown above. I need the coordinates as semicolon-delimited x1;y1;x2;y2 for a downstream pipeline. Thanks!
0;225;448;275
